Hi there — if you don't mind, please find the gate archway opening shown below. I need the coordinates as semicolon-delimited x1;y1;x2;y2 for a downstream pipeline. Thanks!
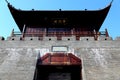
34;53;82;80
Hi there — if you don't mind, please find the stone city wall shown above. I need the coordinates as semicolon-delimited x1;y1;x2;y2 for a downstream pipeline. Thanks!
0;36;120;80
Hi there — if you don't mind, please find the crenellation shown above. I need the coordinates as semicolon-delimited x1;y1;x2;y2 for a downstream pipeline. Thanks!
24;37;39;41
43;37;57;41
7;36;22;41
97;36;113;41
3;36;117;41
62;36;76;41
80;37;95;41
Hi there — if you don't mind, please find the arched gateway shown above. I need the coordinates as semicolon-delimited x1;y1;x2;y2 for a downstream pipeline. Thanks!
34;52;82;80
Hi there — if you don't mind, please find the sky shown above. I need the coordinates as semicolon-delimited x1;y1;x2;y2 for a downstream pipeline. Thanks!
0;0;120;39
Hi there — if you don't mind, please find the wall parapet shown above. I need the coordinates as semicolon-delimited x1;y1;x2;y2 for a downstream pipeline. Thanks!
5;36;115;41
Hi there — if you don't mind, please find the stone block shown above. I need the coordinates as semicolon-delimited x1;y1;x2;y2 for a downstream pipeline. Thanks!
80;37;95;41
43;37;57;41
98;36;113;41
24;37;39;41
62;36;76;41
7;37;22;41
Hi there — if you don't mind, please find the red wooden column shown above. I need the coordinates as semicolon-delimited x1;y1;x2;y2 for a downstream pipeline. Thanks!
105;28;109;37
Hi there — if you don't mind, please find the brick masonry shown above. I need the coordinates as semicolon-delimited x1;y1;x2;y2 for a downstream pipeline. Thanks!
0;36;120;80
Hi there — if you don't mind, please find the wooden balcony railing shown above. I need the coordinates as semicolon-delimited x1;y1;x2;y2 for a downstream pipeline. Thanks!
11;29;109;40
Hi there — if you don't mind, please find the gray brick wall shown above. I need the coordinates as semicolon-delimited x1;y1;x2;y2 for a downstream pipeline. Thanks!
0;36;120;80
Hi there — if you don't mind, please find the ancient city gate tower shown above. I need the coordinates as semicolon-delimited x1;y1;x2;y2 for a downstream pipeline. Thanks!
0;2;113;80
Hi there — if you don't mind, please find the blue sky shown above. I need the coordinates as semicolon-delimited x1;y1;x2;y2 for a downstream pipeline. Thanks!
0;0;120;39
